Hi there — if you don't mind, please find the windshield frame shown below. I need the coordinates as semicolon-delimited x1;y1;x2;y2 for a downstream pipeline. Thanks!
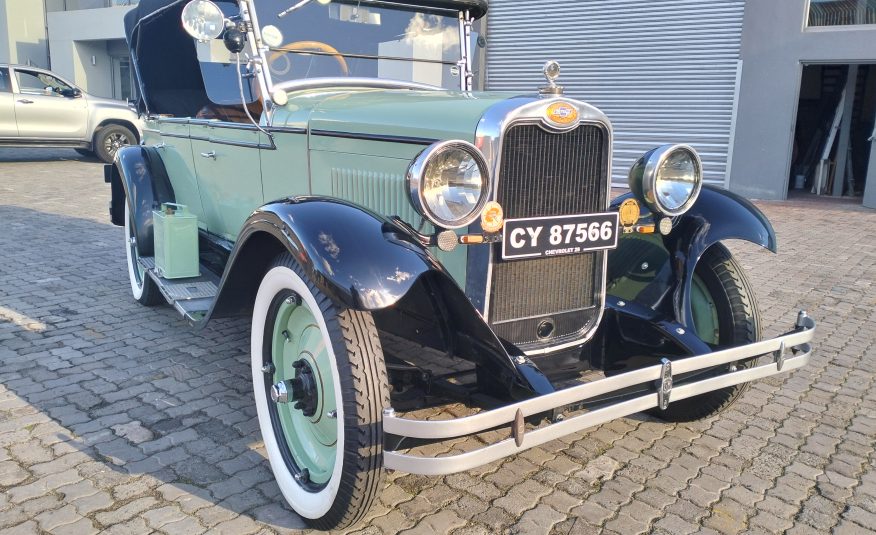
242;0;474;120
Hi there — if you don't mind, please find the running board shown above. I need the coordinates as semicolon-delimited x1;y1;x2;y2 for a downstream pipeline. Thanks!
139;257;218;322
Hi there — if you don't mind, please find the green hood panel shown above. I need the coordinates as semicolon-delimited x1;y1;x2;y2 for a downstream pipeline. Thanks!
273;89;523;147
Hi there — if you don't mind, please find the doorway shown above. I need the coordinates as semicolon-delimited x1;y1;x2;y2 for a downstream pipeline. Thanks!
111;56;136;101
789;64;876;204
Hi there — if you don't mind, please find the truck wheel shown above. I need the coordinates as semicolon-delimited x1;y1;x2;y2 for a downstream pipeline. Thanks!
124;204;162;306
251;253;389;530
95;124;136;163
657;243;761;422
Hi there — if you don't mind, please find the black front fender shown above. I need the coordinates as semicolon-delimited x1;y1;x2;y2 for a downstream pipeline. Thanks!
221;197;445;311
208;197;553;401
609;185;776;328
107;145;175;256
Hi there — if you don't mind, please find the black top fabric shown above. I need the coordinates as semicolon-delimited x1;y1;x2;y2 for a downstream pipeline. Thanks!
125;0;488;114
125;0;488;38
126;0;209;116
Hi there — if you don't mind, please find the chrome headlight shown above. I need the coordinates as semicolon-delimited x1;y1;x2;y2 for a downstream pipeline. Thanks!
628;144;703;216
407;140;490;229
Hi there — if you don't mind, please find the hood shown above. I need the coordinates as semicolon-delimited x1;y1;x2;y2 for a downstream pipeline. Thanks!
272;89;525;145
86;94;134;110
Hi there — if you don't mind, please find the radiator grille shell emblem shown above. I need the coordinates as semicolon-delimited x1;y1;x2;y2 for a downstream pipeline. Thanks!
545;102;579;127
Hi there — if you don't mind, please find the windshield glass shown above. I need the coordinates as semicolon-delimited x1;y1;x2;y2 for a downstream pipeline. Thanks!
254;0;463;89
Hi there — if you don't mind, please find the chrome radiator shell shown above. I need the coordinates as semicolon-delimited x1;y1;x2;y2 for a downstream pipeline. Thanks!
468;97;613;356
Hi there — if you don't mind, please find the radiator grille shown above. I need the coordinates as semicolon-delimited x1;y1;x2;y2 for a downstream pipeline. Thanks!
489;123;609;349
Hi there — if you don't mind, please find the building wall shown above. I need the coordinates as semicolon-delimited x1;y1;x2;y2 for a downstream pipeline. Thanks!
0;0;49;68
483;0;746;188
730;0;876;200
46;5;133;98
75;40;113;97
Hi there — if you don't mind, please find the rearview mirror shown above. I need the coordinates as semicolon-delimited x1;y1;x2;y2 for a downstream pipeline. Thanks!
61;88;82;98
181;0;226;42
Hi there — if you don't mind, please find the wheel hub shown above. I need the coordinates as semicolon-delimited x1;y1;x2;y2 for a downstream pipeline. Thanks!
271;359;320;417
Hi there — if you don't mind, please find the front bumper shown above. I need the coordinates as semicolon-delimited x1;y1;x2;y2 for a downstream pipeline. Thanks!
383;311;815;475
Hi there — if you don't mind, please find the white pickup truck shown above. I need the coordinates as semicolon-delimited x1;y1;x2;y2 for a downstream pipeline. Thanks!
0;64;142;162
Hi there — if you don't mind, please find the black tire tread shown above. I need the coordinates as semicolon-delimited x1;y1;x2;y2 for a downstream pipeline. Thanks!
271;253;389;530
657;243;762;422
95;124;136;164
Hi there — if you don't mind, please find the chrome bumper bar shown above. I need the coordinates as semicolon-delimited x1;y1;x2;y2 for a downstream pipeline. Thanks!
383;312;815;476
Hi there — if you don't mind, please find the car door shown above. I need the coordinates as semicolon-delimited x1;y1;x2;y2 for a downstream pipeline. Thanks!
12;68;87;140
0;67;16;137
190;121;265;240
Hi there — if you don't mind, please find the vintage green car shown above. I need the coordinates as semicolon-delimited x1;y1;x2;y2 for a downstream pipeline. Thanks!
108;0;815;529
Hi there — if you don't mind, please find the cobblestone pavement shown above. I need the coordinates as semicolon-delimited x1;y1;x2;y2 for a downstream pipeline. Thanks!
1;149;875;534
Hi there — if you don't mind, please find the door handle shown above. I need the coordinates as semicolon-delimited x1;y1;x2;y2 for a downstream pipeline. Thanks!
200;151;216;160
17;99;33;104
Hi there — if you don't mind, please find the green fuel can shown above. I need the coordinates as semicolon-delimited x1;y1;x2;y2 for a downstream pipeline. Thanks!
153;203;200;279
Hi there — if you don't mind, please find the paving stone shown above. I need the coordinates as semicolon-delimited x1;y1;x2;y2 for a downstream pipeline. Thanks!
400;510;466;535
510;505;566;534
34;504;82;532
0;461;29;486
94;497;158;525
157;515;207;535
55;517;99;535
493;479;552;514
70;491;113;516
209;515;262;535
0;521;39;535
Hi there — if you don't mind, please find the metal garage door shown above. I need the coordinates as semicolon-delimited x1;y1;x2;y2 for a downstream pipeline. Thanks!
485;0;745;186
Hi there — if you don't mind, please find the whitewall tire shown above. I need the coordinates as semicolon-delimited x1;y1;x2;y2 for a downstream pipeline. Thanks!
124;203;162;306
251;253;389;529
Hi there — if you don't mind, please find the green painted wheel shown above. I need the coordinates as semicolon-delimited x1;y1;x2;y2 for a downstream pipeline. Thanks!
270;294;338;486
657;244;761;422
690;273;720;345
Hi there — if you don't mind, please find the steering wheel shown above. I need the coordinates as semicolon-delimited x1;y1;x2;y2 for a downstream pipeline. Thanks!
268;41;350;77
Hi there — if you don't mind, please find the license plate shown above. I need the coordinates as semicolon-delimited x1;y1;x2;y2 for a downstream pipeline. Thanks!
502;212;620;260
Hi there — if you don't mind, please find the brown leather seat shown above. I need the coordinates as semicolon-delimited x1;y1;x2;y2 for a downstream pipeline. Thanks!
195;101;264;123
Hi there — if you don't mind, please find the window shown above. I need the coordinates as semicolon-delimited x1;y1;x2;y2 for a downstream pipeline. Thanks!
15;70;73;96
808;0;876;26
0;68;10;93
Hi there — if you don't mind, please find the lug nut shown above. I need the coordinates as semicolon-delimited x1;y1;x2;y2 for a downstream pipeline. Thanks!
294;468;310;483
270;381;288;403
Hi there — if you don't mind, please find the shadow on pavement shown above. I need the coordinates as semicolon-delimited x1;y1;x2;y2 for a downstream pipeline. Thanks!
0;148;98;163
0;205;308;532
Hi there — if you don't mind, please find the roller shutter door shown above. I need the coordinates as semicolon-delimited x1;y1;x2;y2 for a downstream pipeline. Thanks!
485;0;745;186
